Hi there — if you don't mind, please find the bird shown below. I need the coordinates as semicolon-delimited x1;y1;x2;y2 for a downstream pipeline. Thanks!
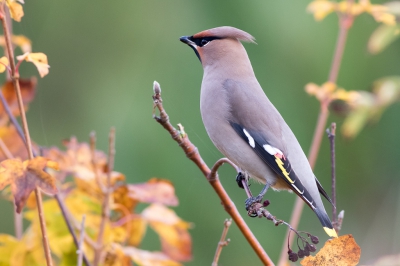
179;26;337;238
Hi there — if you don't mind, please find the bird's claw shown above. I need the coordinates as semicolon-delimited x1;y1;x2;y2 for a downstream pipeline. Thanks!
245;195;263;211
236;172;247;189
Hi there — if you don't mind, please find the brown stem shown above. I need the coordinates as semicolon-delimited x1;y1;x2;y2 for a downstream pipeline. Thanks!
212;219;232;266
327;123;337;232
277;3;354;265
0;5;53;266
153;89;274;266
93;127;116;266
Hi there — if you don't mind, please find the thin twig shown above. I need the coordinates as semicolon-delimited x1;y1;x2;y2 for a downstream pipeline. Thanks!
0;5;53;266
212;219;232;266
94;127;116;266
326;123;337;232
152;86;274;266
90;131;106;193
77;215;86;266
277;2;354;265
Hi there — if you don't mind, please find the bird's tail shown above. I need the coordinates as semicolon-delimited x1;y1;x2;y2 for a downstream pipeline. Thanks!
314;207;338;238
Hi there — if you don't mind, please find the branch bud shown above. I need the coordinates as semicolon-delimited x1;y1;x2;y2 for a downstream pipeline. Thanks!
153;81;161;95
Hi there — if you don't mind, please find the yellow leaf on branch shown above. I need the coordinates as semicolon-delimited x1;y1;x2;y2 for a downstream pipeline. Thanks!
0;56;9;73
16;52;50;78
0;156;58;213
6;0;24;22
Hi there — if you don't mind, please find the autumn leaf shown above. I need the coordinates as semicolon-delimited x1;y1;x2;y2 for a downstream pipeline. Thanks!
301;234;361;266
16;52;50;77
0;157;58;213
0;78;37;122
142;204;192;262
0;56;9;73
6;0;24;22
128;178;179;206
0;35;32;53
119;245;182;266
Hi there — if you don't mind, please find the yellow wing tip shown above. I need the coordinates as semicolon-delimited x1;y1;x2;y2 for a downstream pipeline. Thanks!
324;227;338;238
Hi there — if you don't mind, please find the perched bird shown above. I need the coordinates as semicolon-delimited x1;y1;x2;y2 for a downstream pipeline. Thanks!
179;26;337;238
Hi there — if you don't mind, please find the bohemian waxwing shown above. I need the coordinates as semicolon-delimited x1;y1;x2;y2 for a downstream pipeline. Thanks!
179;26;337;238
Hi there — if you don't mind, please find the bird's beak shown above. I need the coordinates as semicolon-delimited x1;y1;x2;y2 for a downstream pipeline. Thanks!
180;36;196;47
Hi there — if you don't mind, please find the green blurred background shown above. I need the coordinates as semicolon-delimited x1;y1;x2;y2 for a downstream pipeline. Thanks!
0;0;399;265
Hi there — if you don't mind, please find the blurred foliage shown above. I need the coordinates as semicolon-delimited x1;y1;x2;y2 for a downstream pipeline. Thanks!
0;0;398;265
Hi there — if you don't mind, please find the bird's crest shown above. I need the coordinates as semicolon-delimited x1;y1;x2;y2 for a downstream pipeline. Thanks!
193;26;256;43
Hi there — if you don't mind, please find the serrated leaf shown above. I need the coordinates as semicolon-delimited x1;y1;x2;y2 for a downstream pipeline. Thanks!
0;157;58;212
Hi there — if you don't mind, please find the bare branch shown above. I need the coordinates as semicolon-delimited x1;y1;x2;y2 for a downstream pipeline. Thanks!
152;84;274;266
212;219;232;266
326;123;338;232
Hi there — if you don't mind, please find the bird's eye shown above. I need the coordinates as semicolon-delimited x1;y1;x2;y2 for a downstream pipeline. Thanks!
200;39;209;46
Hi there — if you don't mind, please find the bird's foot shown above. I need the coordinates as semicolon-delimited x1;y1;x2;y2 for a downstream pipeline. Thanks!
245;197;270;217
236;171;249;189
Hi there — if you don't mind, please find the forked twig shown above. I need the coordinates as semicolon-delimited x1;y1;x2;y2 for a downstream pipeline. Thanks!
212;219;232;266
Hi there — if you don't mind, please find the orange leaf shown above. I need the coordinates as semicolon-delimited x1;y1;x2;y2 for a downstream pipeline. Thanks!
128;178;179;206
0;78;37;122
0;125;32;161
0;157;58;212
301;234;361;266
142;204;192;262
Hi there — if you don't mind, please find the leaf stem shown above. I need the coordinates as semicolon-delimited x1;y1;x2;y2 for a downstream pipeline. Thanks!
0;4;53;266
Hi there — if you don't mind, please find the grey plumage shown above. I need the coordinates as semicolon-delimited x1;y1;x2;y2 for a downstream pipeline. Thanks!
180;26;337;238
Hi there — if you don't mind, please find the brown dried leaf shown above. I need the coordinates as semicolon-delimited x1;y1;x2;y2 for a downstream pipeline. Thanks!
301;234;361;266
0;157;58;213
128;178;178;206
0;125;31;161
0;78;37;125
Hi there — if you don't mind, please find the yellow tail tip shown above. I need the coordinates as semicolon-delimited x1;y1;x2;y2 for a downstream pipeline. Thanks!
324;227;338;238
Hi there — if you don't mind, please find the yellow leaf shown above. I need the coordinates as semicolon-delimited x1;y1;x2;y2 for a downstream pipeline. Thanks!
142;204;192;262
12;35;31;53
7;1;24;22
307;0;336;21
301;234;361;266
16;52;50;78
0;157;58;213
0;56;9;73
0;234;19;265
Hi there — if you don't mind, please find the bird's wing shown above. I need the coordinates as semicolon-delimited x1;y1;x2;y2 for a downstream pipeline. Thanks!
230;122;317;210
315;176;335;207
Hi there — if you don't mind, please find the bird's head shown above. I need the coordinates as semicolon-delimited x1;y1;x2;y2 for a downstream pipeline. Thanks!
180;26;255;67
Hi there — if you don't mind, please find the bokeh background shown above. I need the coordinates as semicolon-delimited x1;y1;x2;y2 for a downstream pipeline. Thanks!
0;0;399;265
